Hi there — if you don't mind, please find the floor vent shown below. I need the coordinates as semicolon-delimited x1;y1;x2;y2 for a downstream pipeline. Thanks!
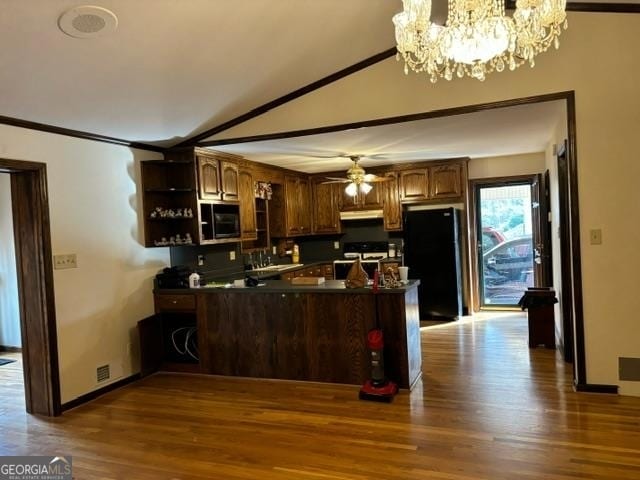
96;364;111;383
619;357;640;381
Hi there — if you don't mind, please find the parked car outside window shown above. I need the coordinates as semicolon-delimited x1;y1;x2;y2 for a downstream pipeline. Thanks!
481;227;506;251
482;235;534;304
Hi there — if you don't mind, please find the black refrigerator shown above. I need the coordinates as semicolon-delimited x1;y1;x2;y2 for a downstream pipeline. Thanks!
403;207;463;320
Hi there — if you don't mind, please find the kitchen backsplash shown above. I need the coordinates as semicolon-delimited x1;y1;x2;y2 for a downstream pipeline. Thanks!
170;219;403;278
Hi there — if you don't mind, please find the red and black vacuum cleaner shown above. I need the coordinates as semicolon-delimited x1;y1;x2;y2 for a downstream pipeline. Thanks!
359;328;398;402
359;271;398;402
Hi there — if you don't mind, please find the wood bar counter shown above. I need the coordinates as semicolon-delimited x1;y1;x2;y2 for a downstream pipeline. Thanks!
144;280;421;390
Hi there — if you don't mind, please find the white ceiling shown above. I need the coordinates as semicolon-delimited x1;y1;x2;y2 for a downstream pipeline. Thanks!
0;1;629;154
0;0;397;146
209;101;566;173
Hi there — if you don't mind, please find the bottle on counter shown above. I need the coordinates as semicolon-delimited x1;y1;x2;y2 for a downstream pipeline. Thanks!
292;244;300;264
189;272;201;288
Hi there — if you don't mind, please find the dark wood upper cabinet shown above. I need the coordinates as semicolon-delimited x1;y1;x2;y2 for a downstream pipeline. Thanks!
197;156;222;200
338;182;383;211
311;179;341;234
382;172;402;231
430;163;462;199
238;168;257;241
400;169;429;202
284;175;301;236
288;175;311;235
270;175;312;237
399;161;466;203
142;154;468;246
197;153;239;202
220;161;239;201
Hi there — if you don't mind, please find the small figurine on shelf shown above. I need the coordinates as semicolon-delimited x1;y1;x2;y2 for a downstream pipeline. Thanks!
150;210;158;219
255;181;273;200
186;208;193;218
168;209;176;218
175;234;182;244
185;233;192;244
169;236;175;245
175;209;182;218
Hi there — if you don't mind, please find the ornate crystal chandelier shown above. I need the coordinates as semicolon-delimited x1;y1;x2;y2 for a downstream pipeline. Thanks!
393;0;567;82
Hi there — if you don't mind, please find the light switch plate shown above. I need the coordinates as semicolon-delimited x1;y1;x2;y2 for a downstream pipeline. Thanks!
229;250;236;261
334;241;340;250
197;255;205;266
53;253;77;270
589;229;602;245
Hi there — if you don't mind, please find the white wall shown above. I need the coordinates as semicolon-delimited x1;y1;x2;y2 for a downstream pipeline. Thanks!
0;125;169;403
210;13;640;395
0;174;21;348
468;153;546;179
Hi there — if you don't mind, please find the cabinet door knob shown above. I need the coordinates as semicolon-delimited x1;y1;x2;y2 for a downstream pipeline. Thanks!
172;300;177;304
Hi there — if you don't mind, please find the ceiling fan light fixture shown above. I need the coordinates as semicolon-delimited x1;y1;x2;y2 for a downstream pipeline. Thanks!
360;182;373;194
345;183;358;197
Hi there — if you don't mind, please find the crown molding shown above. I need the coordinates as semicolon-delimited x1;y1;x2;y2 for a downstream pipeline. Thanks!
198;91;574;147
0;115;164;152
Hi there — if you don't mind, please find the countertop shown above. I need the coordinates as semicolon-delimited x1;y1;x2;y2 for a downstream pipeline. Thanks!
156;279;420;295
210;258;405;282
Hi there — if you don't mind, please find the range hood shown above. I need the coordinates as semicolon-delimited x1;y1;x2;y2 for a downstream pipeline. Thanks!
339;209;384;221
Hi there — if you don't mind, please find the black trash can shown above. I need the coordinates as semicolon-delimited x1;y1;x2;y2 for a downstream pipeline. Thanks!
518;288;558;349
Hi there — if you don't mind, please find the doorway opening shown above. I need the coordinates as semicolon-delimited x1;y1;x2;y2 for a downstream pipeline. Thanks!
0;172;24;407
0;158;60;416
478;181;534;307
471;175;550;309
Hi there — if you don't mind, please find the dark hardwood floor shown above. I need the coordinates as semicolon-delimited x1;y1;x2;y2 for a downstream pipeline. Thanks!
1;314;639;479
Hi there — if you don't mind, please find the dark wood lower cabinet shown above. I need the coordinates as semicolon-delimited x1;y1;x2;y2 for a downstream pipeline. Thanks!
193;286;421;389
199;292;372;384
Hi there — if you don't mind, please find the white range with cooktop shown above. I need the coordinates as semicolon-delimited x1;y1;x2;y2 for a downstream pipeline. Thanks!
333;241;389;280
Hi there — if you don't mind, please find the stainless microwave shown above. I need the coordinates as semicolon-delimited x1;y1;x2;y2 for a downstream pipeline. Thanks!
213;212;240;238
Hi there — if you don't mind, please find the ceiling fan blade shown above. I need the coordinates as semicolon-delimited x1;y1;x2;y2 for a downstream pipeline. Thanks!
363;174;392;182
322;178;350;184
304;152;352;159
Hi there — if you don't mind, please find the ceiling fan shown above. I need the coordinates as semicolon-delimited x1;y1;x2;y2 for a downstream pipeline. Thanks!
322;155;391;197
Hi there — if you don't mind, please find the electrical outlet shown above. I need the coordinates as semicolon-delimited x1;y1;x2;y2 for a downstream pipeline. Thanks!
197;254;205;266
590;229;602;245
334;241;340;250
272;246;277;255
53;253;77;270
229;250;236;261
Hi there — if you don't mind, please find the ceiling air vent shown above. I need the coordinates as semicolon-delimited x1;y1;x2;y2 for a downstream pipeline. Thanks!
96;364;110;383
58;5;118;39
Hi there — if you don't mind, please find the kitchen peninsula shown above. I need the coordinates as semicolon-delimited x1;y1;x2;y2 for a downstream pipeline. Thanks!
142;280;422;390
